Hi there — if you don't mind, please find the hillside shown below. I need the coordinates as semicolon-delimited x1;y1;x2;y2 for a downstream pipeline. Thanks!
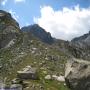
0;10;70;90
1;10;90;90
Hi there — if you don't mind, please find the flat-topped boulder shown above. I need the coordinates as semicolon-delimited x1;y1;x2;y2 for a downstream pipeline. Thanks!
17;66;38;80
65;58;90;90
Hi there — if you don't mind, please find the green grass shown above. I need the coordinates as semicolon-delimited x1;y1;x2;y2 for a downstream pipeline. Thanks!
0;35;69;90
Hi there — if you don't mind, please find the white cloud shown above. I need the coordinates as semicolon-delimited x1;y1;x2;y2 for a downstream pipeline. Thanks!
1;0;7;6
9;9;19;21
34;5;90;40
14;0;25;3
25;22;30;26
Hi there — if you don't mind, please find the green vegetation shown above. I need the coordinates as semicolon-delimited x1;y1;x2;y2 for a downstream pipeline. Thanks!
0;37;69;90
0;10;70;90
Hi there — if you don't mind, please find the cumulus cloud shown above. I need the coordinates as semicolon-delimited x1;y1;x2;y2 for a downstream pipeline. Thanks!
9;9;19;21
14;0;25;3
1;0;7;6
34;5;90;40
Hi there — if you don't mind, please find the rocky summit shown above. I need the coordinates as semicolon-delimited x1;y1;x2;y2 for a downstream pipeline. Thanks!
0;10;90;90
22;24;54;44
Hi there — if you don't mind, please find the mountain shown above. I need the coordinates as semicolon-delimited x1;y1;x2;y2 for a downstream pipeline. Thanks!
67;31;90;60
71;31;90;48
0;10;69;90
0;10;21;49
1;10;90;90
21;24;54;44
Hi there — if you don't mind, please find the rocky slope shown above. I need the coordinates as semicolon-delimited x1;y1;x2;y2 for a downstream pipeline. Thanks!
0;10;21;49
1;10;90;90
69;31;90;60
0;10;69;90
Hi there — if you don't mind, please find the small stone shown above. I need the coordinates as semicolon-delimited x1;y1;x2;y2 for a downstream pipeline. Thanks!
45;75;51;80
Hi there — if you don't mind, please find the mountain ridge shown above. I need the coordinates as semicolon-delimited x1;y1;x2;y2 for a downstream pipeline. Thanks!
71;31;90;47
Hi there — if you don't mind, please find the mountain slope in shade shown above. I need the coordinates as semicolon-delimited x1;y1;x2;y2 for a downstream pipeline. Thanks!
21;24;54;44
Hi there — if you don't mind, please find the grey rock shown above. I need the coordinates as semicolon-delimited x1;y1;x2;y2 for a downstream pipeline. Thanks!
65;58;90;90
11;78;23;84
17;66;38;80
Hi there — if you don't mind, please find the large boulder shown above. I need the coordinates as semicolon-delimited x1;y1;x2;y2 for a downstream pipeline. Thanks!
65;58;90;90
17;66;39;80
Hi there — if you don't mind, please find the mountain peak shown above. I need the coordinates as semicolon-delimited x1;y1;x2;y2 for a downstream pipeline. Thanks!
71;31;90;48
0;10;21;48
22;24;54;44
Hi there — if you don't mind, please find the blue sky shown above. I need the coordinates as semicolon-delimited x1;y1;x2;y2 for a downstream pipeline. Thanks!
1;0;90;40
1;0;90;27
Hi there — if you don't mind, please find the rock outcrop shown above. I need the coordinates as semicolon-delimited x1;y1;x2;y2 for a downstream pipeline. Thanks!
0;10;21;48
65;58;90;90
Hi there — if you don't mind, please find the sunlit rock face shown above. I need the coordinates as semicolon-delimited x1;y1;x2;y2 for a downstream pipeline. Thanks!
65;58;90;90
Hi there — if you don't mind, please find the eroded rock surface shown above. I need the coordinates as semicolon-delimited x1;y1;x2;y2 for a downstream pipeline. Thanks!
65;58;90;90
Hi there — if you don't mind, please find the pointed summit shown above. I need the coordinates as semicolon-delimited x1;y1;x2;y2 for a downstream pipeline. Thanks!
22;24;54;44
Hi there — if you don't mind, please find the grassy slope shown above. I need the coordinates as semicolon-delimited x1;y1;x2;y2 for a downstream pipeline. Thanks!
0;37;70;90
